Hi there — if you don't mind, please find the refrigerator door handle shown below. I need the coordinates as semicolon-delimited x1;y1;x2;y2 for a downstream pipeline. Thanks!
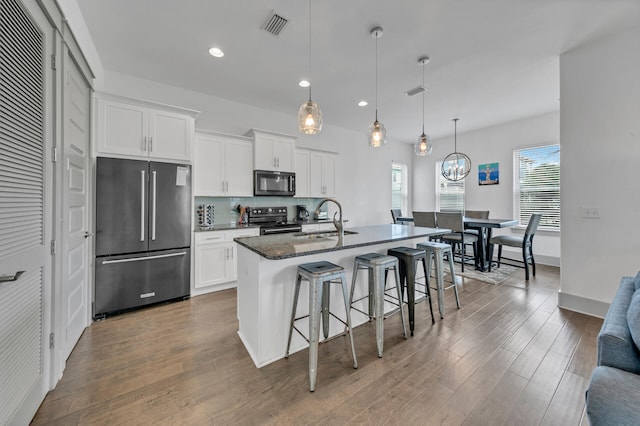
151;170;157;240
140;170;145;242
101;251;187;265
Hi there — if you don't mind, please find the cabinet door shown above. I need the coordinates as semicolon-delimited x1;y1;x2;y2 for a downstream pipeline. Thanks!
294;150;310;197
253;135;275;170
194;133;225;196
225;138;254;196
194;242;234;288
149;110;193;161
309;151;324;197
273;137;295;172
321;154;336;197
96;99;147;157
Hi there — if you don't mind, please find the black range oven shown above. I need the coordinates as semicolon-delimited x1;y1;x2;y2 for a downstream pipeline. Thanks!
248;206;302;235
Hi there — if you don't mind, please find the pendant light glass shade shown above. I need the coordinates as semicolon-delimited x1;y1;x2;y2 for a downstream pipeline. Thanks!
441;118;471;181
368;27;386;147
414;56;432;156
298;99;322;134
414;132;433;156
368;119;387;148
298;0;322;135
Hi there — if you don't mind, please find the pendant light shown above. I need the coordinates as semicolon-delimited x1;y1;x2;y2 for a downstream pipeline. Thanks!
368;27;386;147
297;0;322;134
414;56;433;156
441;118;471;181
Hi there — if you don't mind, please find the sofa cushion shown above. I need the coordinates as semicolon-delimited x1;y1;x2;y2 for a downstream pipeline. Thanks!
635;271;640;291
628;290;640;351
586;366;640;425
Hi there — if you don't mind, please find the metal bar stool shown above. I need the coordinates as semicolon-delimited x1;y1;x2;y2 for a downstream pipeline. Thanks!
417;241;460;319
349;253;407;357
387;247;435;336
285;261;358;392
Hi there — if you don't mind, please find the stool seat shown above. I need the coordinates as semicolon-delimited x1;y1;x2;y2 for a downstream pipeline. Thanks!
299;261;345;275
350;253;407;357
285;261;357;392
387;246;435;335
417;242;461;319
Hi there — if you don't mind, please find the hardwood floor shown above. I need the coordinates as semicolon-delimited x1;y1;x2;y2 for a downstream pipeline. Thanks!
32;265;602;425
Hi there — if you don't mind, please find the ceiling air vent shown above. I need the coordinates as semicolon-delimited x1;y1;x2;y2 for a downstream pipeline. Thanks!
263;11;289;36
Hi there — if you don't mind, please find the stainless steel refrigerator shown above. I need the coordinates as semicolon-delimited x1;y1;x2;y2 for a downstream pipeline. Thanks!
94;157;191;318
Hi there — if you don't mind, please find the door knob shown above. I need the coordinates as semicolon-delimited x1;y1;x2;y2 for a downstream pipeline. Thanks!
84;232;94;238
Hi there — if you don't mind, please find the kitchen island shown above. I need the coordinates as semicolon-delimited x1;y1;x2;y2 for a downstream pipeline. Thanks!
234;224;446;367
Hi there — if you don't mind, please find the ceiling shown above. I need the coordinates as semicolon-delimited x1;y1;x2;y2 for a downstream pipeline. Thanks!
76;0;640;142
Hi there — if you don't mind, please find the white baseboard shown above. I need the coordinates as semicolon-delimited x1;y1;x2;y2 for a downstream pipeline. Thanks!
557;290;609;318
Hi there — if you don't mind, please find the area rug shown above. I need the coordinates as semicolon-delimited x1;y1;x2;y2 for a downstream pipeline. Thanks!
433;262;520;285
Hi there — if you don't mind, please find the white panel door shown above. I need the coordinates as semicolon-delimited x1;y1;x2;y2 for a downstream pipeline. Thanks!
0;0;53;423
96;99;147;157
149;110;192;161
60;50;91;364
194;133;225;196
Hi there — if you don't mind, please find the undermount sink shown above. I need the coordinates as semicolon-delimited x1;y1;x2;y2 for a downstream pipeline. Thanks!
292;230;358;240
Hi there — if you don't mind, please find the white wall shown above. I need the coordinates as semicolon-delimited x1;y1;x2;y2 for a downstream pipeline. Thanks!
412;112;561;264
559;26;640;316
101;71;415;227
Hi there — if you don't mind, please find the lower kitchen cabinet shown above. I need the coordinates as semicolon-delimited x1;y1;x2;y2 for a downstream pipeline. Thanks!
301;222;338;232
193;228;259;295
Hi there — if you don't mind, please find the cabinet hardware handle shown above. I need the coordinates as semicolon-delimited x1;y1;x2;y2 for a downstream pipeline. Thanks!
0;270;25;283
222;180;225;192
142;136;147;152
151;170;157;240
149;137;153;152
140;170;145;241
102;251;186;265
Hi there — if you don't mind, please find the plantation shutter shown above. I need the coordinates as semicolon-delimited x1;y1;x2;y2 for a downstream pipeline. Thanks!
436;161;465;212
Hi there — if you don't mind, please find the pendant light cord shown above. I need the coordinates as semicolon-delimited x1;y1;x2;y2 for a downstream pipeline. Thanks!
421;62;425;134
375;29;378;121
453;118;458;152
308;0;312;102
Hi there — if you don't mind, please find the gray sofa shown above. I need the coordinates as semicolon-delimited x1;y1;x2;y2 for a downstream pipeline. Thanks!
586;274;640;425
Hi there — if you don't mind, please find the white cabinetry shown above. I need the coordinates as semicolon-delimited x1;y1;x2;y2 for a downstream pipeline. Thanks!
194;131;253;196
296;149;337;197
95;92;198;162
247;129;296;172
193;228;259;295
301;222;337;233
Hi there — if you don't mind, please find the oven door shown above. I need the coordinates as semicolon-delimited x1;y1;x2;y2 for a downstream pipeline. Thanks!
254;170;295;196
260;224;302;235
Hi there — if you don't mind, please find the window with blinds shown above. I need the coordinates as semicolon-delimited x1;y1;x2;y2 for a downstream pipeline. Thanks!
436;161;465;212
391;163;407;215
514;145;560;229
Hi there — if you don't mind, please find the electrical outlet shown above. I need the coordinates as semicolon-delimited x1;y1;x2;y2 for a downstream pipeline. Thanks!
582;207;600;219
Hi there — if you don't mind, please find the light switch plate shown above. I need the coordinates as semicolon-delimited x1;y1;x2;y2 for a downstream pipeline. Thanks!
582;207;600;219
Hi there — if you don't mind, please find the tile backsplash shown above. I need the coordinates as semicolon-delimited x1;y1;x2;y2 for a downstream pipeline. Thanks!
194;196;326;227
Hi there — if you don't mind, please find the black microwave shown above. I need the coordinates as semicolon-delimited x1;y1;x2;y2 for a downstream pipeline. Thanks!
254;170;296;196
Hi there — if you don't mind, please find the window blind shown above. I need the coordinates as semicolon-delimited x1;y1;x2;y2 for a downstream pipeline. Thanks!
514;145;560;229
436;160;465;212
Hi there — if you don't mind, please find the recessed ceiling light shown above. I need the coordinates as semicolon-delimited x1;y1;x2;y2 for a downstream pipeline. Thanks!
358;100;368;107
208;47;224;58
299;80;310;88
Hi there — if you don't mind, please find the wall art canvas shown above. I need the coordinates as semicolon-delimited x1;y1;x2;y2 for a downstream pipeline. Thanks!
478;163;499;185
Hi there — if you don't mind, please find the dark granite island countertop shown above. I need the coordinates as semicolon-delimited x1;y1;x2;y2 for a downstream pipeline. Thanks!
234;224;448;260
235;224;449;368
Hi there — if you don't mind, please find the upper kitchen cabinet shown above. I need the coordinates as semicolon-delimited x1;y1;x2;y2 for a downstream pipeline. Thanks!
95;92;199;162
246;129;296;172
194;130;253;197
308;150;337;197
294;150;310;197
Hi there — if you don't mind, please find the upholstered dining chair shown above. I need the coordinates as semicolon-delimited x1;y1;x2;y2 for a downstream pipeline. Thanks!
390;209;402;224
464;210;490;239
488;213;542;280
436;212;478;272
412;211;437;228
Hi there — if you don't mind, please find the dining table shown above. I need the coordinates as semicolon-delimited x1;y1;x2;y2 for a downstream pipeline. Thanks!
396;216;519;272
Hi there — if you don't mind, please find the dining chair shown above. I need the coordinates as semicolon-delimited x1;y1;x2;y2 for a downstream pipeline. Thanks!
412;211;436;227
464;210;490;239
390;209;402;224
436;212;478;272
488;213;542;280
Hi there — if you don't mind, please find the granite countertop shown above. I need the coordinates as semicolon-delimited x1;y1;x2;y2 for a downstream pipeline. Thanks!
194;223;260;232
234;224;448;260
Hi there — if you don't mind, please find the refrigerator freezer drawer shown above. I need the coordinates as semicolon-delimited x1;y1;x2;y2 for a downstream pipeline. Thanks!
94;248;190;317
